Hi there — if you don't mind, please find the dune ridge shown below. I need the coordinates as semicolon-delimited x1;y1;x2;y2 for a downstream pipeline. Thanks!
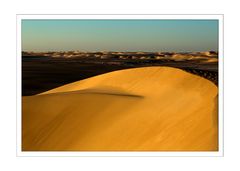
22;66;218;151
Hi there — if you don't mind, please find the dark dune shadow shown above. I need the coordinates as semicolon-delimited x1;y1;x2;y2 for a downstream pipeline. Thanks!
38;88;144;98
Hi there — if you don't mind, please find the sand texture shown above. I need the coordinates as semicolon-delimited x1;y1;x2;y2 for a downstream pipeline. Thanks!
22;67;218;151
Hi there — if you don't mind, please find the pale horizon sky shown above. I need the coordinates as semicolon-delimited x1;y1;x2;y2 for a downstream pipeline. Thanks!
22;19;218;52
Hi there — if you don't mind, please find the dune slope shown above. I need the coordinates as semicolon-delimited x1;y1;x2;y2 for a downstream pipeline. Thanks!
22;67;218;151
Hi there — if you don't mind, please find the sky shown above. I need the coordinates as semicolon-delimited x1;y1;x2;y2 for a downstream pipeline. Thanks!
22;19;218;52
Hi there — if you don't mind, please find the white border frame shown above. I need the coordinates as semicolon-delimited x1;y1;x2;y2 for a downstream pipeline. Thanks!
16;14;223;157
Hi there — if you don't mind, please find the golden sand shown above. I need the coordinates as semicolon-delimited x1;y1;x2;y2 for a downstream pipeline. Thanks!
22;67;218;151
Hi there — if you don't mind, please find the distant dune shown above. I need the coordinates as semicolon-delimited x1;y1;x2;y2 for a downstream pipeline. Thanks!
22;67;218;151
22;51;218;63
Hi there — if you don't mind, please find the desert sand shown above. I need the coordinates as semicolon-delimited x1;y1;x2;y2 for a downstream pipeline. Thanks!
22;66;218;151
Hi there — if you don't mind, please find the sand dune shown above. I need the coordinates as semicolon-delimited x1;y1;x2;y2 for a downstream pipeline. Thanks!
22;67;218;151
169;54;218;62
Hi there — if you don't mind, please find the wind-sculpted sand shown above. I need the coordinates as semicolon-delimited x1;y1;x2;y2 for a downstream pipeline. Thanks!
22;67;218;151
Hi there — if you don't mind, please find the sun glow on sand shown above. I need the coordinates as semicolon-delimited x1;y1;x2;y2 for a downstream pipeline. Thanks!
22;67;218;151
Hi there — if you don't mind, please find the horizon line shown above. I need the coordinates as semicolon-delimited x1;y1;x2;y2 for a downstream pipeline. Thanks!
22;50;218;53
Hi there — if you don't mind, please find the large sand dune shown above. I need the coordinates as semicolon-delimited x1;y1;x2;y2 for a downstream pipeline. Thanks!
22;67;218;151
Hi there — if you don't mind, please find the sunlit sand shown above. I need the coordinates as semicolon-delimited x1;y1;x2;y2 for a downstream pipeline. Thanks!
22;66;218;151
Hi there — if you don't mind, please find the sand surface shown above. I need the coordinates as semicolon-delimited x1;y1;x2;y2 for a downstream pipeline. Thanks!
22;67;218;151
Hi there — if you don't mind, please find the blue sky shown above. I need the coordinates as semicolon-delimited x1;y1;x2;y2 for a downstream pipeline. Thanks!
22;19;218;52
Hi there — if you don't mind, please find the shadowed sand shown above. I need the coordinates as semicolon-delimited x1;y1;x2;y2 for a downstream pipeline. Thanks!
22;66;218;151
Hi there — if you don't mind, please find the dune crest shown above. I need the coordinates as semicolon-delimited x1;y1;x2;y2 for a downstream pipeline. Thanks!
23;67;218;151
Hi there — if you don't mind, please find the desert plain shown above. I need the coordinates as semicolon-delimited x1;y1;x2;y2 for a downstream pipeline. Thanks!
22;51;218;151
